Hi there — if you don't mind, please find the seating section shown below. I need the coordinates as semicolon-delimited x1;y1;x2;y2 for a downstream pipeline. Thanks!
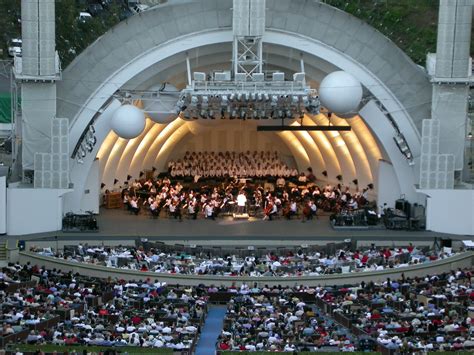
2;261;473;353
31;242;455;277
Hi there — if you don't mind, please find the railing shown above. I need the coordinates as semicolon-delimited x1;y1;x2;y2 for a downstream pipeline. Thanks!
18;251;474;287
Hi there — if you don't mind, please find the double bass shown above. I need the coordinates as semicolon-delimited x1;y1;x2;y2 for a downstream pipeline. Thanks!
264;201;274;216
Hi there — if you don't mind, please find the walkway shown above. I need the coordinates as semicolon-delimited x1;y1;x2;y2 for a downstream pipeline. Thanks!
195;306;227;355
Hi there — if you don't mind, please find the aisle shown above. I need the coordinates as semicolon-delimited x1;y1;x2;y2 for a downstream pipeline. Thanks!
195;306;227;355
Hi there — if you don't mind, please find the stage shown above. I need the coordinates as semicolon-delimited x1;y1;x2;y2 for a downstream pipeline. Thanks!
8;208;468;247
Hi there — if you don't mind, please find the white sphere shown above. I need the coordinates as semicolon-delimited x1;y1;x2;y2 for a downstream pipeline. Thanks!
142;84;180;124
319;71;363;115
111;104;146;139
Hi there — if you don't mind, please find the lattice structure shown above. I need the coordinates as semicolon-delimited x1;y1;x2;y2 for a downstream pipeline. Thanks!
34;117;69;189
420;119;455;189
232;0;265;79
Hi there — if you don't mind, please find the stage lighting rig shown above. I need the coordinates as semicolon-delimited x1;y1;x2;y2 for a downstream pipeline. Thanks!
176;71;320;121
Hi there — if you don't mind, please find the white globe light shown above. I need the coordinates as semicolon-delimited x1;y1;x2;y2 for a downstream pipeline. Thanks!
111;104;146;139
319;71;363;115
142;84;181;124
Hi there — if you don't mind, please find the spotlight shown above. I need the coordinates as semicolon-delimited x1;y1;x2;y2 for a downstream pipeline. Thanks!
367;183;374;190
85;143;93;153
76;156;84;164
352;179;358;185
89;125;95;134
322;170;328;177
468;132;473;138
113;179;119;185
336;175;343;181
79;147;86;158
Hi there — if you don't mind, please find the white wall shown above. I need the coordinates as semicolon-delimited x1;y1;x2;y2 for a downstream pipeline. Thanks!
420;189;474;236
79;158;99;214
376;160;402;210
0;177;6;234
7;186;72;235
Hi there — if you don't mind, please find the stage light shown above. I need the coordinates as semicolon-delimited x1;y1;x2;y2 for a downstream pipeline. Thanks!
89;125;95;134
76;156;84;164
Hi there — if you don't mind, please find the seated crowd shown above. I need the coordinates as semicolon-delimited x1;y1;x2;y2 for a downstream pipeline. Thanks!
168;151;298;179
120;165;371;221
32;242;455;277
0;263;207;351
322;268;474;352
1;261;474;353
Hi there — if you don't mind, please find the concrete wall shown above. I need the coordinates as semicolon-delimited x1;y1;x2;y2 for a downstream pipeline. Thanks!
18;251;473;287
79;158;99;214
0;176;6;234
7;186;71;235
421;189;474;236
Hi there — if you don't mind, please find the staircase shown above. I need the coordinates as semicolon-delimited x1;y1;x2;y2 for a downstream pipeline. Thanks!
195;306;227;355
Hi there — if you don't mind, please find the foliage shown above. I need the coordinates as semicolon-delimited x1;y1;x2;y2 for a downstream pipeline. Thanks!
0;0;473;68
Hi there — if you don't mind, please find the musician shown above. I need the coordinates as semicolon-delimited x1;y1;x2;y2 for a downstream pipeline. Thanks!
285;200;298;220
168;199;182;221
236;190;247;214
129;197;140;215
204;200;215;220
302;200;317;222
149;199;160;218
347;197;358;210
187;198;198;220
263;198;278;221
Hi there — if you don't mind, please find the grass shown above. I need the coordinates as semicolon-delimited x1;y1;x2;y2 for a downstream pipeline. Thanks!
7;344;174;354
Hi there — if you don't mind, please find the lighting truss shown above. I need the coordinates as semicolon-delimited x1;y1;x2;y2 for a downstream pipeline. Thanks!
176;73;320;121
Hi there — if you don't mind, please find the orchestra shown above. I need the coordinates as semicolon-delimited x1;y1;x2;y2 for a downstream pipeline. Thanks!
118;153;372;222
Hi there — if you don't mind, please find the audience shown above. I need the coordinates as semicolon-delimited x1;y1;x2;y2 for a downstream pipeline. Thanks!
32;243;455;278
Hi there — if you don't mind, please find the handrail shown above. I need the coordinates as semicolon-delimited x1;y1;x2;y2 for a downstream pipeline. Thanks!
19;251;474;287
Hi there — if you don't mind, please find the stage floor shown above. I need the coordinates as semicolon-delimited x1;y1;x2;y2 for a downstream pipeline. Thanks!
26;208;461;244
